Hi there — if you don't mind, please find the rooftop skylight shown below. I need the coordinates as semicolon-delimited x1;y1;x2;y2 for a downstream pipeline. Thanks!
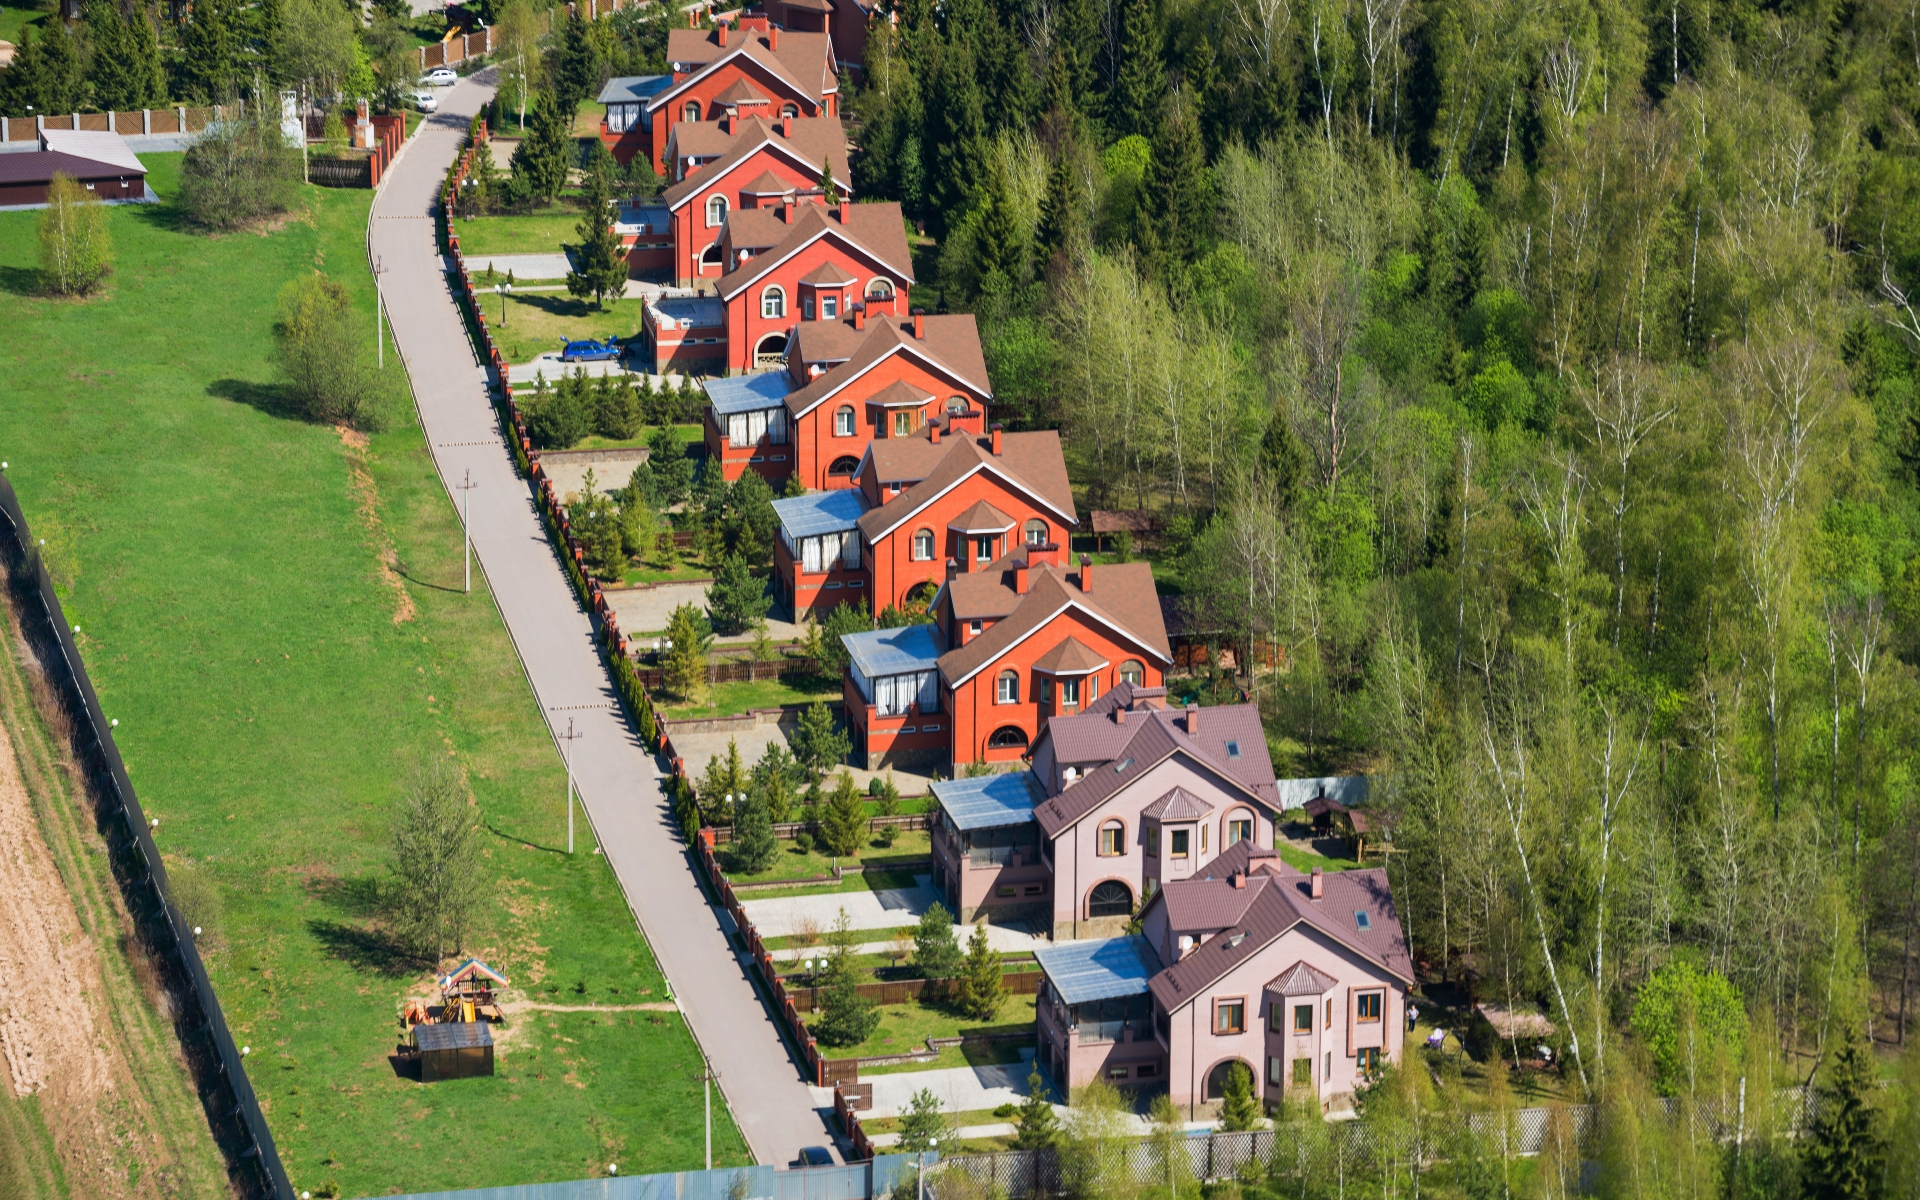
1226;740;1241;759
1354;911;1372;932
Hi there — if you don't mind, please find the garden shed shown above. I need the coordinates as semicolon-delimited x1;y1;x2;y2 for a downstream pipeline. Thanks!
413;1019;495;1082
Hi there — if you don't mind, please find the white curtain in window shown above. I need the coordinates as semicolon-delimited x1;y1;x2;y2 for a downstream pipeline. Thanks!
841;530;863;569
767;406;789;444
918;671;938;710
802;537;823;573
729;409;771;447
876;675;896;715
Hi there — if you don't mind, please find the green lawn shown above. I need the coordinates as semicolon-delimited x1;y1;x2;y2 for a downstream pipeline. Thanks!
858;1042;1035;1079
810;995;1036;1061
0;2;46;43
737;868;927;900
620;558;711;584
1274;842;1363;873
457;210;588;258
656;676;839;715
722;832;933;883
0;154;743;1196
490;290;639;365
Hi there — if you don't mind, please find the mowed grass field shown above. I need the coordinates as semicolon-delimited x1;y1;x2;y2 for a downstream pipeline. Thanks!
0;157;746;1196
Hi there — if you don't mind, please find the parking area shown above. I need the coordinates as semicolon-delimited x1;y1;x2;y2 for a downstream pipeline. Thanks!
667;721;938;798
606;581;805;642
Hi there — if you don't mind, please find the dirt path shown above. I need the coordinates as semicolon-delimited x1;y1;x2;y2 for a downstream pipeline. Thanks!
0;595;228;1197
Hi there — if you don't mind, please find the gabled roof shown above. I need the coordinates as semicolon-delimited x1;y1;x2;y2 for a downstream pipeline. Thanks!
717;202;913;299
1146;844;1414;1013
867;379;934;407
800;260;859;285
935;559;1168;693
659;27;837;111
785;316;983;421
1269;960;1341;996
789;317;871;368
1031;636;1109;675
1141;786;1215;821
947;499;1015;533
1032;699;1276;838
740;169;797;195
1159;871;1269;932
37;129;145;175
661;116;850;210
713;77;771;106
855;430;1073;542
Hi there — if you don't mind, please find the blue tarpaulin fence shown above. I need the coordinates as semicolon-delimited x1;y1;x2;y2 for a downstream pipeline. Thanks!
362;1155;933;1200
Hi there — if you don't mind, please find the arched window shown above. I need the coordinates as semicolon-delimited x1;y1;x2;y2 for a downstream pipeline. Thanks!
1119;659;1145;685
987;725;1029;749
781;102;799;118
913;529;936;561
700;243;723;267
682;100;702;123
828;455;861;476
867;278;895;302
1225;810;1254;847
947;395;969;414
760;286;785;318
1098;819;1125;856
1023;519;1048;546
995;670;1019;704
834;406;855;436
706;194;727;227
1207;1060;1254;1100
1087;880;1132;918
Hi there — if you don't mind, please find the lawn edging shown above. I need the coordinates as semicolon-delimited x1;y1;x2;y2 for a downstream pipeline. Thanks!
0;477;291;1200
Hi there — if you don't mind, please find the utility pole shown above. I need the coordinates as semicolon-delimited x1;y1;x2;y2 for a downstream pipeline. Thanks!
373;254;389;369
456;469;477;593
694;1055;718;1170
559;718;583;853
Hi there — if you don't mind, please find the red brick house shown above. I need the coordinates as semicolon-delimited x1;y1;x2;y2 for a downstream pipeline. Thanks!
620;19;837;175
715;199;913;374
837;549;1171;772
760;0;875;72
657;115;850;287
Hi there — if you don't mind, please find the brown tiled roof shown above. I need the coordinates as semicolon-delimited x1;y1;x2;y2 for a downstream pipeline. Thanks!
716;202;913;299
783;314;983;420
856;430;1073;542
789;316;870;368
725;206;793;251
1146;845;1414;1013
662;27;837;103
713;77;771;105
1140;786;1215;821
947;499;1015;531
1269;960;1341;996
867;379;933;406
740;169;796;195
0;149;143;184
1159;872;1268;933
1032;636;1110;675
799;260;858;285
662;116;850;208
1033;700;1277;837
935;559;1167;691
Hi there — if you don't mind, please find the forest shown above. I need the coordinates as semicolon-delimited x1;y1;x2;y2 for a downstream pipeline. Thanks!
841;0;1920;1170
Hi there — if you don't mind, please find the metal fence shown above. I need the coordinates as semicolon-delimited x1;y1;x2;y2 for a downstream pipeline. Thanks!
366;1155;925;1200
0;477;292;1199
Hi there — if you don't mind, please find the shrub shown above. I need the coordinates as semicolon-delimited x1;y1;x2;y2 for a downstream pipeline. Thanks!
794;830;815;854
274;272;385;430
525;371;589;449
1630;958;1748;1096
178;115;302;231
37;174;112;296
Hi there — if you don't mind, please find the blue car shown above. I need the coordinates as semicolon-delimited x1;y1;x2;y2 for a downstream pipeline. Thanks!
560;338;621;362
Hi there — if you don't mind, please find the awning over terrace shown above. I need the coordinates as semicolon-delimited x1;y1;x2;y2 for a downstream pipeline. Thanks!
931;770;1043;831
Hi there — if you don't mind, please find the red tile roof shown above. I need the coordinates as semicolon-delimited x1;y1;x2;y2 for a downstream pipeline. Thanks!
855;429;1073;542
661;27;837;105
661;116;850;209
935;558;1167;691
783;315;983;420
716;201;913;298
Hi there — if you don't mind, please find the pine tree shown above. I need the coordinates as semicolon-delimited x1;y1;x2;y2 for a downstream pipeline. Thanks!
179;0;243;103
10;19;87;115
84;1;134;111
910;900;962;979
1108;0;1164;139
791;700;850;781
959;921;1005;1019
895;1088;948;1152
707;551;772;635
696;736;749;825
1218;1061;1264;1130
751;742;799;823
1010;1069;1061;1149
1802;1025;1885;1200
549;7;600;114
1135;90;1209;273
568;164;628;309
661;601;713;702
818;769;867;858
729;786;778;874
977;158;1028;286
1036;141;1088;261
512;90;573;206
924;40;989;239
814;939;879;1047
818;158;841;205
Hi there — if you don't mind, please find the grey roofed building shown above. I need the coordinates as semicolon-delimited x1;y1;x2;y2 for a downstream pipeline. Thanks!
1033;935;1163;1005
931;770;1043;831
840;622;945;680
772;487;869;539
599;75;674;104
705;370;795;415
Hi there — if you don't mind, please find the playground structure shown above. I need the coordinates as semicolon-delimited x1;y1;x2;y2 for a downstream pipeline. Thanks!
400;959;509;1081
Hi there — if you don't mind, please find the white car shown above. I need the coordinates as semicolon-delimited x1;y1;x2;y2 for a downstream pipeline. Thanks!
412;90;439;112
422;67;459;87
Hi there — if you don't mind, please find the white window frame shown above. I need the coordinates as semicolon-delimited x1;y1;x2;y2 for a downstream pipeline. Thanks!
912;529;935;560
996;671;1018;704
683;100;702;122
834;406;855;437
706;194;728;227
727;407;788;448
1024;519;1048;545
761;286;785;319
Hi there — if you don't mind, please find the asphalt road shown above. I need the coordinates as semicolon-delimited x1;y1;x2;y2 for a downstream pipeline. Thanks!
368;71;842;1167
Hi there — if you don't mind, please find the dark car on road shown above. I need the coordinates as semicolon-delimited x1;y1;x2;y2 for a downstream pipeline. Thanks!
560;338;621;363
796;1147;834;1168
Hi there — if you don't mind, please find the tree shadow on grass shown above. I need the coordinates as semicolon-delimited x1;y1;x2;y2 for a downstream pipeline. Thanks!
512;291;608;319
208;377;301;421
0;265;41;297
126;196;199;235
305;871;425;976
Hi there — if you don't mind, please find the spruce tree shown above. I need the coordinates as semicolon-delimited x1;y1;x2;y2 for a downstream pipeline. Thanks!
1010;1069;1061;1149
549;7;600;114
1036;141;1088;260
895;1088;948;1152
12;19;87;115
818;769;867;858
791;700;850;781
959;921;1005;1019
752;742;799;823
1108;0;1164;139
179;0;243;103
511;90;573;206
924;40;989;238
1135;90;1209;273
707;550;772;635
1802;1025;1885;1200
696;736;749;825
729;786;779;875
814;939;879;1047
661;601;714;702
84;1;135;111
1218;1061;1264;1130
911;900;963;980
568;164;628;309
818;159;841;205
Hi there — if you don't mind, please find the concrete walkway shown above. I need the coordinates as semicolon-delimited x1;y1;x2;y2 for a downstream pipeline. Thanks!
466;250;573;280
369;73;839;1166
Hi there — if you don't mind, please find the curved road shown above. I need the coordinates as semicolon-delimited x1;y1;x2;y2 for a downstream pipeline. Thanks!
369;72;838;1165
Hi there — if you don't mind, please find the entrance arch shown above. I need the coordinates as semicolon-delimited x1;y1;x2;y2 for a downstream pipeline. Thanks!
1205;1058;1258;1101
1086;880;1132;918
987;725;1029;750
754;333;787;367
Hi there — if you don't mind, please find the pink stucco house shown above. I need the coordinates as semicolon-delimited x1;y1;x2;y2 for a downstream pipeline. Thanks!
1033;840;1413;1117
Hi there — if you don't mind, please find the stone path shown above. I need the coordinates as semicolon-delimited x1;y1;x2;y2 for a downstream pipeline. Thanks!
370;75;840;1165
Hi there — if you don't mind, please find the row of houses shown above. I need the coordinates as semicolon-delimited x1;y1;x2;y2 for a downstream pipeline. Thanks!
600;3;1410;1123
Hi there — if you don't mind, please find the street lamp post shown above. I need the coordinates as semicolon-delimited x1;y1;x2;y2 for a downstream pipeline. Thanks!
917;1138;939;1200
496;280;512;326
558;718;583;853
456;469;477;593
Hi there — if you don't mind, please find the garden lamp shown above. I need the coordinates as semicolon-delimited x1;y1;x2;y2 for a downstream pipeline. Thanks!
918;1139;938;1200
496;280;511;326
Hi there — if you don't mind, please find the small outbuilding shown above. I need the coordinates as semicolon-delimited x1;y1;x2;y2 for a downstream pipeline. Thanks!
413;1019;495;1082
0;130;149;207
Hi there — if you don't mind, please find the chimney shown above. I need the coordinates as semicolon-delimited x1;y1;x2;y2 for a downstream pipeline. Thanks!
782;194;794;222
1233;871;1246;890
945;557;958;583
718;21;729;45
1079;553;1092;593
1014;554;1030;594
838;198;849;224
991;424;1003;455
1310;868;1324;900
928;419;938;443
854;307;866;331
1185;702;1197;733
768;25;778;48
1114;706;1126;725
912;308;925;339
719;113;731;135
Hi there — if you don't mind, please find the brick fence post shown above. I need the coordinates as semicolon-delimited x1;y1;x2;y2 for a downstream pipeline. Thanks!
142;108;151;134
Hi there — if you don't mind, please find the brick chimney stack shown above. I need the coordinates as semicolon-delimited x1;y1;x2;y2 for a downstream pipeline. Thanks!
1014;553;1030;594
1079;552;1092;593
854;307;866;331
1185;702;1198;734
1233;871;1246;890
1310;867;1324;900
768;25;778;47
991;424;1003;455
838;198;849;223
718;21;729;45
928;419;938;443
1114;705;1126;725
782;194;794;222
912;308;924;339
945;557;958;583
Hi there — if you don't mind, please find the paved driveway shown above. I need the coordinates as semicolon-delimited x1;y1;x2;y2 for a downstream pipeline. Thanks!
607;580;804;642
741;877;942;937
466;251;573;280
370;76;839;1165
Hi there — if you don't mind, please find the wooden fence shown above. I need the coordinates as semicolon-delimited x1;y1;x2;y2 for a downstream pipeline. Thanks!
628;655;823;687
306;115;408;188
1;103;242;142
416;26;495;71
